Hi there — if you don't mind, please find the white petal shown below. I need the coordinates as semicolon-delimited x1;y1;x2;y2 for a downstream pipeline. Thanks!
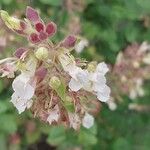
82;113;94;129
107;98;117;111
92;74;106;92
11;93;27;114
12;74;35;100
76;69;89;85
97;85;111;102
58;53;75;73
96;62;109;75
69;78;83;91
24;57;37;76
75;39;88;53
47;105;59;124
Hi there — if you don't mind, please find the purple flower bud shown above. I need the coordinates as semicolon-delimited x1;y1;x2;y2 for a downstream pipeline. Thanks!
35;22;44;32
46;22;57;36
14;47;27;58
26;6;40;23
39;31;48;41
29;33;40;43
20;21;27;30
62;35;77;48
36;67;47;80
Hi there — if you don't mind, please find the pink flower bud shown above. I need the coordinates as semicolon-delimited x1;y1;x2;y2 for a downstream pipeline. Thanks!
29;33;40;43
46;22;57;36
35;67;47;80
39;31;48;41
62;35;77;48
14;47;27;58
20;21;27;30
35;22;44;32
26;6;40;23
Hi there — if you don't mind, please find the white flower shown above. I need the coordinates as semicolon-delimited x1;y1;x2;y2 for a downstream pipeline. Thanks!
107;98;117;111
10;57;37;114
69;62;110;102
82;113;94;129
75;39;88;53
129;78;144;100
11;93;33;114
11;73;36;113
47;105;60;124
69;68;89;91
58;52;76;73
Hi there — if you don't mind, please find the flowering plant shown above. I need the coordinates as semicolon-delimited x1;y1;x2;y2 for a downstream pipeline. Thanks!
0;7;110;130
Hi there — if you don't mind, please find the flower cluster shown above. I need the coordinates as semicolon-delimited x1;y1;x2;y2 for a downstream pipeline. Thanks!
111;42;150;100
0;7;110;130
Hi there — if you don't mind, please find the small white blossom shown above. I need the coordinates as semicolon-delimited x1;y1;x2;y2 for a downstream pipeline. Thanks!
129;79;144;100
47;105;60;124
11;73;36;113
75;39;88;53
11;93;33;114
82;113;94;129
10;58;37;113
107;98;117;111
68;62;110;102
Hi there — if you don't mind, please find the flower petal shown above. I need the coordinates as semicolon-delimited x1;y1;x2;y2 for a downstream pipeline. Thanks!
96;62;109;75
69;78;82;91
11;93;27;114
26;6;40;22
82;113;94;129
97;85;110;102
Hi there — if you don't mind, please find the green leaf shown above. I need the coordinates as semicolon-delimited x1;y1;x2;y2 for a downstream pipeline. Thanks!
47;126;66;146
0;134;7;150
112;137;132;150
0;101;9;114
78;128;97;145
0;80;4;93
55;82;66;101
2;0;13;5
0;114;17;134
39;0;62;6
64;100;75;112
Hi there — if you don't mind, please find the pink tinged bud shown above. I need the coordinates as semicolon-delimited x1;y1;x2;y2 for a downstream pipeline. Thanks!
14;47;27;58
45;22;57;36
20;21;27;30
39;31;48;41
35;22;44;32
35;67;47;80
29;33;40;43
14;29;25;35
63;35;77;48
26;6;40;23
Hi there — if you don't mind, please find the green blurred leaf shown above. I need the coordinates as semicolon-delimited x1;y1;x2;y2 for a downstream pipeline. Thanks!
0;114;17;134
0;101;9;114
47;126;66;146
112;137;132;150
0;134;7;150
78;128;97;145
2;0;13;5
39;0;62;6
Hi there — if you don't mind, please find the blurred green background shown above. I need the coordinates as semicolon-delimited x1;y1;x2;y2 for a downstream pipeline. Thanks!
0;0;150;150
